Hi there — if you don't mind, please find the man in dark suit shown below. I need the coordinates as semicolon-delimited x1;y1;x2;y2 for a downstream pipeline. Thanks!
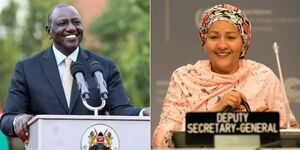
0;3;149;145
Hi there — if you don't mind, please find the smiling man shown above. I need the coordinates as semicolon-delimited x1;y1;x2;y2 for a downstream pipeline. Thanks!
0;3;149;145
47;4;83;56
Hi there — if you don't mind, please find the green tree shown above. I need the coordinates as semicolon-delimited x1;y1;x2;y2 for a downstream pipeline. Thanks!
0;1;21;106
18;0;73;57
90;0;149;107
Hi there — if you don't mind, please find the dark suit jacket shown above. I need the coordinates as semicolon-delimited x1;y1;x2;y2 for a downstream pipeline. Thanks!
0;46;141;136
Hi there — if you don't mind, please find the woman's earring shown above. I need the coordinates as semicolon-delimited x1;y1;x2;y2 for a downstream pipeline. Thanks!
240;48;246;58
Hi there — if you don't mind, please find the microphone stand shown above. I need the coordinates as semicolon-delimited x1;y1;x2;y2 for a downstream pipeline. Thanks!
82;97;106;116
273;42;291;129
273;43;300;149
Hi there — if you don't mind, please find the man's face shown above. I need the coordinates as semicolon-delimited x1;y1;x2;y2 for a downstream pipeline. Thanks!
46;6;83;56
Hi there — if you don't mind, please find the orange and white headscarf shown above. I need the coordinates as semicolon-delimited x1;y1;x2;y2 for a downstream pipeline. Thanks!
199;4;251;58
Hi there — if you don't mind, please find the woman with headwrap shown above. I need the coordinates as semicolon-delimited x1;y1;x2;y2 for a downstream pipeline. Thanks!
152;4;299;148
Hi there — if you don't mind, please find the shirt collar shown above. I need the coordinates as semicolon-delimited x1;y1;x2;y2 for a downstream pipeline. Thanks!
52;44;79;65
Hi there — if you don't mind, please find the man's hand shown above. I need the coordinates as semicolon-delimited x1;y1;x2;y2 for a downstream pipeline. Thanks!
14;114;34;145
142;107;150;116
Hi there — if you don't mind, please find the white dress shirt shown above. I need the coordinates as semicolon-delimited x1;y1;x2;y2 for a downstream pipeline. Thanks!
52;45;79;80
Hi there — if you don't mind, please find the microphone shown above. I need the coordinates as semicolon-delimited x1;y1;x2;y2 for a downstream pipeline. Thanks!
89;61;108;100
223;99;251;112
71;61;90;100
273;42;291;129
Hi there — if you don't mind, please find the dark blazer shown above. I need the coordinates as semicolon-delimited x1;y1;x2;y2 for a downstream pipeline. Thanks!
0;46;141;136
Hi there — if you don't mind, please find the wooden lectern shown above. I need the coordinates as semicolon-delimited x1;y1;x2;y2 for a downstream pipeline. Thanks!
25;115;150;150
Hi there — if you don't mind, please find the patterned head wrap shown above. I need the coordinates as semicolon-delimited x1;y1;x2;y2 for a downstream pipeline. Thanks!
199;4;251;58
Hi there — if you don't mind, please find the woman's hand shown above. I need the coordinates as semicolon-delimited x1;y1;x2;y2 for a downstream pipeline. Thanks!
208;91;247;112
255;105;269;112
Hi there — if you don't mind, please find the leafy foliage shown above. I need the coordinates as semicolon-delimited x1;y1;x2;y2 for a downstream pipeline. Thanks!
0;1;21;105
90;0;149;107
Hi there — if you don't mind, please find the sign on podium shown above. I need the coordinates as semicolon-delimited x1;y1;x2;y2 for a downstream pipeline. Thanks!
25;115;150;150
173;112;283;148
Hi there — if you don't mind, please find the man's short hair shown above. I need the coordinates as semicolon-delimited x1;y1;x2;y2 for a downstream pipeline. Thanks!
47;3;72;26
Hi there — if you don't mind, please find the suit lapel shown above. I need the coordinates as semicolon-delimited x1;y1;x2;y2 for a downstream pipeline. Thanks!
69;48;90;113
40;47;69;113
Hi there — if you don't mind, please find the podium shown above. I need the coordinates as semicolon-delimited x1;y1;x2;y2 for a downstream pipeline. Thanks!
25;115;150;150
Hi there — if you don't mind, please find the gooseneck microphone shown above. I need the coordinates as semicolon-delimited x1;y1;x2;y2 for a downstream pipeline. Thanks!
71;61;90;100
273;42;291;129
89;61;108;100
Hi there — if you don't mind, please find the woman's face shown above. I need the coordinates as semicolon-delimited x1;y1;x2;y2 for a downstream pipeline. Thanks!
204;20;243;74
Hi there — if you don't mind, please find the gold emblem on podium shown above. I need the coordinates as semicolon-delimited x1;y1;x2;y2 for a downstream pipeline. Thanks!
81;124;120;150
